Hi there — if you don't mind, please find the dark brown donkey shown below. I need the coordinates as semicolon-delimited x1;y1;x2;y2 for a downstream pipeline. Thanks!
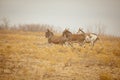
62;29;86;46
45;29;68;45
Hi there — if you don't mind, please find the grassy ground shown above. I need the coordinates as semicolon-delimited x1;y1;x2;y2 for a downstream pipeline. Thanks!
0;30;120;80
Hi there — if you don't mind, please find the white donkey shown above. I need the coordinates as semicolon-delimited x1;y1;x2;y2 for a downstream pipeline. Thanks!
77;28;101;49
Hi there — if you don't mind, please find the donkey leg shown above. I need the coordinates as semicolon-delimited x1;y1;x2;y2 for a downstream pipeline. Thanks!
82;40;86;48
90;41;94;49
68;42;74;47
79;41;86;48
66;41;74;48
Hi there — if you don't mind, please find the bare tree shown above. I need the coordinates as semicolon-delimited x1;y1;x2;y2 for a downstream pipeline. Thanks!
0;17;10;30
95;22;106;35
86;25;93;33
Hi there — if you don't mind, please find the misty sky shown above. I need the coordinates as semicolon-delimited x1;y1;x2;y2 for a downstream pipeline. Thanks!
0;0;120;36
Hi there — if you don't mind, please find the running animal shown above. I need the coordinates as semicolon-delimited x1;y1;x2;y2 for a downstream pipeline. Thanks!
45;29;68;45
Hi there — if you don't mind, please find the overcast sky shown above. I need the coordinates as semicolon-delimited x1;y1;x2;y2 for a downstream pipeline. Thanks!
0;0;120;36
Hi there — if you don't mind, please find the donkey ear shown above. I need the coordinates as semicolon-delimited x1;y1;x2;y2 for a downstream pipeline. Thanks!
79;27;83;30
67;28;69;30
64;28;68;31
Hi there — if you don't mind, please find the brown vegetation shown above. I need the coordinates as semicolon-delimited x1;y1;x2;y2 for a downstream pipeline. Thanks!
0;29;120;80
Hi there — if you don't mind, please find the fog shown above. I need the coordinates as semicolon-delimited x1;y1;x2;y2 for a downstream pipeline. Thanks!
0;0;120;36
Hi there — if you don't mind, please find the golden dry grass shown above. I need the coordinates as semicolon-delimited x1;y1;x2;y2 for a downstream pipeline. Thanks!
0;30;120;80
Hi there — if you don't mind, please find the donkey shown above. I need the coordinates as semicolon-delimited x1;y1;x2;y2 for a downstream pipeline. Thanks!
62;29;86;46
45;29;68;45
77;28;101;49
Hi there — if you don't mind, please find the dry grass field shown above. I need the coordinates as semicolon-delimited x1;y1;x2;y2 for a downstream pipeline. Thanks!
0;30;120;80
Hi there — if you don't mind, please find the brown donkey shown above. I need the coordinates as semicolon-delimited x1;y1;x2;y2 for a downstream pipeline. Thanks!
62;29;86;46
45;29;68;45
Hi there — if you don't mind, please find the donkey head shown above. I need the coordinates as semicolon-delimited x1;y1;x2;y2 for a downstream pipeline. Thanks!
62;28;72;38
45;29;54;38
77;27;85;34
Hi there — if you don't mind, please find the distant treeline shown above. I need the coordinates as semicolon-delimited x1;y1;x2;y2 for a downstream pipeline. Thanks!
1;17;119;37
0;17;57;32
0;23;56;32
